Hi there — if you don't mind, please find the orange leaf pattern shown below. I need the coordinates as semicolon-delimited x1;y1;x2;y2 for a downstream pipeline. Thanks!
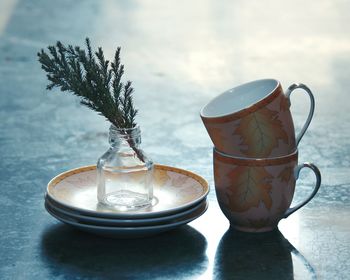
214;159;233;185
278;166;294;183
276;193;289;218
210;127;227;148
280;95;290;112
226;166;273;212
233;107;289;157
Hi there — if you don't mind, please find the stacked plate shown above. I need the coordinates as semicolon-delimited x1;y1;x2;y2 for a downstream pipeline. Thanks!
45;164;209;238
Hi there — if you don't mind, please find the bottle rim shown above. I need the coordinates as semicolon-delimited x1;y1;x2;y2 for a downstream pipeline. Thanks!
109;125;141;144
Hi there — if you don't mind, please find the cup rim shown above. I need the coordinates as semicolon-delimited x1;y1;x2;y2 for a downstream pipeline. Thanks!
214;148;298;166
200;78;282;123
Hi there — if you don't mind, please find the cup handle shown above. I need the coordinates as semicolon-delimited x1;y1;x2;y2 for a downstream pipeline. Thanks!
285;83;315;146
283;162;321;218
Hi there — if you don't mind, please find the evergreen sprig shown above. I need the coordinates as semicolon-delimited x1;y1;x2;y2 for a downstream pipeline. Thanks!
37;38;138;129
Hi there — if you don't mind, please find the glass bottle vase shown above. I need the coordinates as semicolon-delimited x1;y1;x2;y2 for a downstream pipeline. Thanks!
97;125;153;210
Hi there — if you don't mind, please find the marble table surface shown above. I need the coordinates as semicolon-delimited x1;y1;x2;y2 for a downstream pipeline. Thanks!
0;0;349;279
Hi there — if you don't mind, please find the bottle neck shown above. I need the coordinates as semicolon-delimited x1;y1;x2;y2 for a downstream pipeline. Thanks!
109;125;141;149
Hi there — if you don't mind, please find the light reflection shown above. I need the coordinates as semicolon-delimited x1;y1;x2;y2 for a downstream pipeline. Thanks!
0;0;18;35
279;211;301;247
191;206;305;279
189;203;229;280
292;249;317;280
93;0;350;94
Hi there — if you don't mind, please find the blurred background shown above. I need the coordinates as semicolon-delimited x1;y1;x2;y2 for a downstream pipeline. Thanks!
1;0;349;168
0;0;349;279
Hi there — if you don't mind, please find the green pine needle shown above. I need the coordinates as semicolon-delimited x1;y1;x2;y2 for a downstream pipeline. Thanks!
38;38;138;129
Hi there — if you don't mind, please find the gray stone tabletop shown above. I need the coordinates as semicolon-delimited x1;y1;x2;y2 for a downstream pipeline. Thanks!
0;0;349;279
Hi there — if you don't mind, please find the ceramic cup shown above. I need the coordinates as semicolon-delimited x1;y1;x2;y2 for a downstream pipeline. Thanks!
200;79;315;157
213;148;321;232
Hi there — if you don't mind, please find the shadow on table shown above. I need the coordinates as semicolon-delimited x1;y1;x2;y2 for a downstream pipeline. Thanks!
41;223;208;279
214;228;316;280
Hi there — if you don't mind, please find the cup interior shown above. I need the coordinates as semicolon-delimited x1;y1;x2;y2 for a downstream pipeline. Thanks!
201;79;278;118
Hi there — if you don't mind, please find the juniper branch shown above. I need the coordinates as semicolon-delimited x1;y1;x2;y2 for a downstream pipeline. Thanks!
37;38;137;129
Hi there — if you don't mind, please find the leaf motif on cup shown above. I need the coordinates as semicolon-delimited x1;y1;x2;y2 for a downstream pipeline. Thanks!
276;193;289;218
226;166;273;212
277;166;294;183
234;107;289;157
214;167;230;206
214;164;224;184
280;95;291;111
210;127;227;149
248;217;271;229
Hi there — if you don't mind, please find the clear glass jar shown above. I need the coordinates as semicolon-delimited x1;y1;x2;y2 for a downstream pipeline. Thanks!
97;125;153;210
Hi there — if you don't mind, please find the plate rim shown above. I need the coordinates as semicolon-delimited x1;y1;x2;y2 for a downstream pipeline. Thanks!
46;164;209;218
45;199;209;231
46;195;208;226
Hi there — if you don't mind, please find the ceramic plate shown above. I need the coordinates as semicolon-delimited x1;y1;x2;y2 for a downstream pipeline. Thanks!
46;195;207;226
47;164;209;218
45;199;208;238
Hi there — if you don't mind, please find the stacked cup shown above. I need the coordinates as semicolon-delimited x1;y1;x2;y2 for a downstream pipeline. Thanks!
200;79;321;232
